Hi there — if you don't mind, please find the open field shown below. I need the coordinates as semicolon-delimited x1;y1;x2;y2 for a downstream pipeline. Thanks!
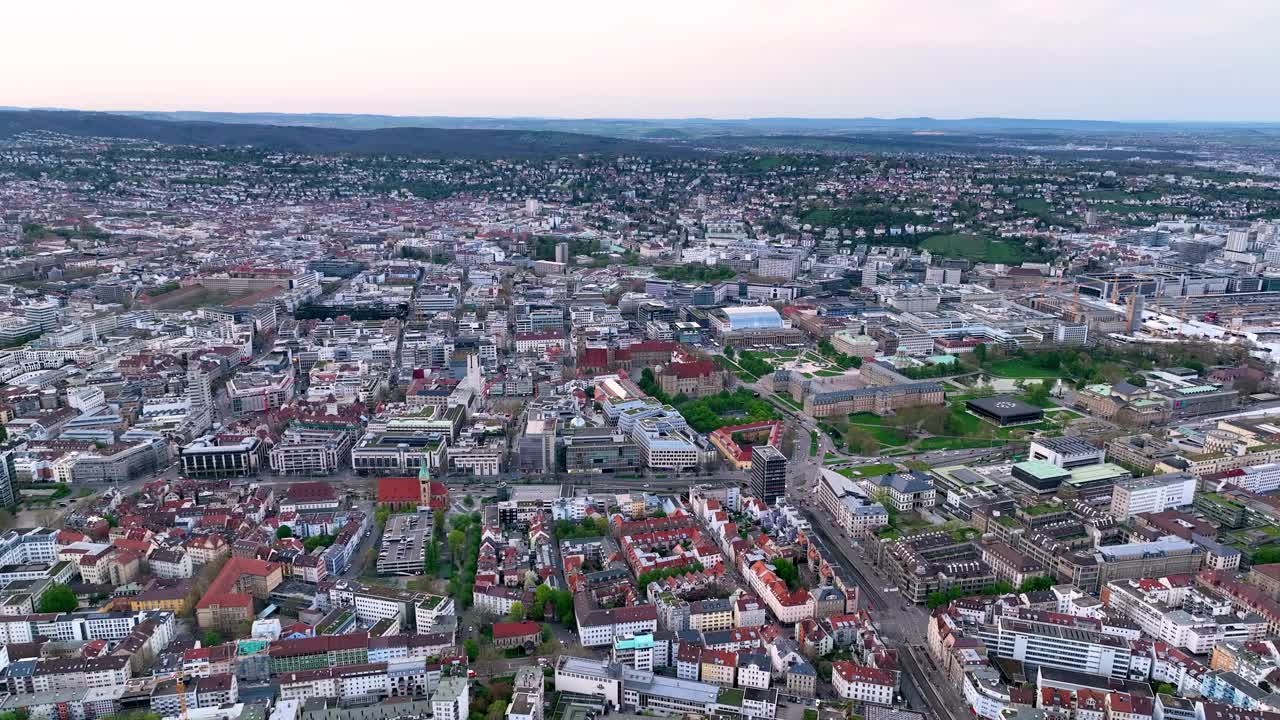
920;233;1026;264
985;358;1065;379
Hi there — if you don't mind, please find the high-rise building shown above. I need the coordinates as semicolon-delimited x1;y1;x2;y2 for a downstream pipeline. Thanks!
1226;230;1253;253
1124;293;1145;335
751;445;788;505
186;363;214;435
861;262;879;288
0;447;17;507
555;242;569;265
24;301;60;331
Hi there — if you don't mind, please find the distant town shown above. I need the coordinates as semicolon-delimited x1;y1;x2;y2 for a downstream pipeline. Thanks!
0;116;1279;720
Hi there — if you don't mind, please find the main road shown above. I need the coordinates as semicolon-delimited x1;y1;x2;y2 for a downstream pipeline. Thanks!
786;474;968;720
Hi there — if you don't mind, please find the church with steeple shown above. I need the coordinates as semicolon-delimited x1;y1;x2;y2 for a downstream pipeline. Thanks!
375;450;450;510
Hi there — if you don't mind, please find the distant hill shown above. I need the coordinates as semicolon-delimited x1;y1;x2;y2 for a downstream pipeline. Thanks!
107;110;1280;138
0;110;694;158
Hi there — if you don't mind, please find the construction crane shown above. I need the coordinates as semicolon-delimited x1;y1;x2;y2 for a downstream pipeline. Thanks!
175;669;190;720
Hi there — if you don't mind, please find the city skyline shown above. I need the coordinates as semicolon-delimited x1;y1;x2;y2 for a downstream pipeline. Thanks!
6;0;1280;122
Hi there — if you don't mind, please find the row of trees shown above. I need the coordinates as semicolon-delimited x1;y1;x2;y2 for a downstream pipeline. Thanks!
925;575;1056;609
445;513;483;608
636;561;705;588
424;508;445;575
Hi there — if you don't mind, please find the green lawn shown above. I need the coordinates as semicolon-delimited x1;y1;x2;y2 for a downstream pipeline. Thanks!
945;403;986;434
815;370;844;377
920;233;1026;264
846;412;910;448
868;426;911;447
986;359;1064;379
916;436;1006;451
1016;198;1050;213
839;463;899;478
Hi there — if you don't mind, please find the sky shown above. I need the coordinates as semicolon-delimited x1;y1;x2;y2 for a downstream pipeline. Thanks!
5;0;1280;122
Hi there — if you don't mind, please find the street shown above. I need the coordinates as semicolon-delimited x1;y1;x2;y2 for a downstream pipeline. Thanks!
786;469;968;720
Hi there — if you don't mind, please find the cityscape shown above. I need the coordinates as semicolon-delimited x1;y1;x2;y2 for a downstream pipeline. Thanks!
3;6;1280;720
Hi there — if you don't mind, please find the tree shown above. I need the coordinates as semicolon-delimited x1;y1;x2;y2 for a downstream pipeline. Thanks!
38;583;78;613
843;428;879;456
303;535;335;552
534;584;554;615
771;558;800;591
275;525;293;539
448;529;466;565
203;630;224;647
507;602;525;622
1018;576;1056;593
464;639;479;662
1025;380;1051;406
463;494;475;508
973;343;988;366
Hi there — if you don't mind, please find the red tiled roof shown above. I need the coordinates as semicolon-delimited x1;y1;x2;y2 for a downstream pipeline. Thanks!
285;482;337;501
663;360;719;379
491;621;541;639
832;660;895;686
196;557;281;611
377;477;420;505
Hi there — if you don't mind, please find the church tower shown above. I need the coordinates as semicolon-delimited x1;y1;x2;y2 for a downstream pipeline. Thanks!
418;449;432;507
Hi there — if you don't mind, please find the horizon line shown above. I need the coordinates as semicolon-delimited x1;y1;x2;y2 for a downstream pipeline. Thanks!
7;106;1280;126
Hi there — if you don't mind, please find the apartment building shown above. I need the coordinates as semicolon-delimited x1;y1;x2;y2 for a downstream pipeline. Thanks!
831;661;896;706
432;678;471;720
575;599;658;647
746;560;814;623
1102;578;1267;654
819;468;890;535
688;599;734;633
147;548;194;580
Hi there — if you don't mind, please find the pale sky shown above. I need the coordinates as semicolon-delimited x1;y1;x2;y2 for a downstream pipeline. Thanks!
5;0;1279;121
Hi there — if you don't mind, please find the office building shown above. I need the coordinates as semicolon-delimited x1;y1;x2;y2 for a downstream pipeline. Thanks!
750;446;787;506
1109;473;1197;520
